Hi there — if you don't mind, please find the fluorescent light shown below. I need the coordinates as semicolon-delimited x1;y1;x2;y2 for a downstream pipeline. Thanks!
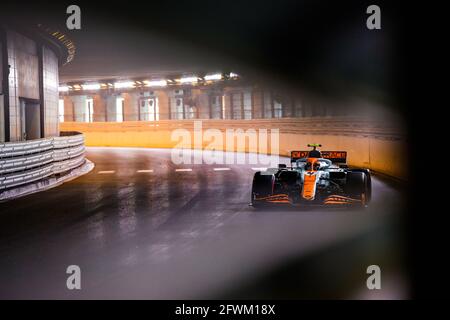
229;72;239;78
58;86;69;92
114;81;135;89
82;83;101;90
179;76;198;84
144;80;167;87
204;73;222;81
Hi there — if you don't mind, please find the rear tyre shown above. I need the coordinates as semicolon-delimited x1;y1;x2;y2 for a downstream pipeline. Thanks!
345;171;371;207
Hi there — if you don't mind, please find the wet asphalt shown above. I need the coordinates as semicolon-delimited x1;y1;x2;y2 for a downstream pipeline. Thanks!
0;147;407;299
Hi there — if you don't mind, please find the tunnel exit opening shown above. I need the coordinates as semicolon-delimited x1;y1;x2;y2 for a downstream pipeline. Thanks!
139;96;159;121
116;97;124;122
85;98;93;123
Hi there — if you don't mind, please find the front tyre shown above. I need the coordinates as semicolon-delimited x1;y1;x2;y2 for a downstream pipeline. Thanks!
251;172;274;209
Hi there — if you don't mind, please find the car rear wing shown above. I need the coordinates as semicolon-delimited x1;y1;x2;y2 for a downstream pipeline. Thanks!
291;151;347;163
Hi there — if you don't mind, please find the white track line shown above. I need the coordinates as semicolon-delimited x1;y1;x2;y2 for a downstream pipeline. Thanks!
251;168;267;171
137;169;154;173
98;170;115;174
213;168;231;171
175;168;192;172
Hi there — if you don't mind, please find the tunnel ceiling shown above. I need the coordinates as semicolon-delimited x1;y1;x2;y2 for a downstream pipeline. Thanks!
1;0;405;108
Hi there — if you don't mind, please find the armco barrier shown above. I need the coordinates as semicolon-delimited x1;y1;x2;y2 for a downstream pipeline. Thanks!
60;118;408;180
0;133;86;190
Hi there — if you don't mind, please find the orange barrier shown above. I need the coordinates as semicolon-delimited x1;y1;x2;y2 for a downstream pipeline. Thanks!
60;118;408;180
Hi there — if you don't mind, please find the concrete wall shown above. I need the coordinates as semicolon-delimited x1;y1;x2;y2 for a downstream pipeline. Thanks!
0;94;3;142
1;30;60;142
0;41;3;94
13;31;39;100
42;46;59;137
60;118;408;180
6;30;22;141
0;35;3;140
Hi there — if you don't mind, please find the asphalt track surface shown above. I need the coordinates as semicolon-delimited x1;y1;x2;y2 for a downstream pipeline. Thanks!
0;147;407;299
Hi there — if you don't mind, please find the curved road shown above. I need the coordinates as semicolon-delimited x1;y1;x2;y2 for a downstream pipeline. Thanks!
0;147;407;299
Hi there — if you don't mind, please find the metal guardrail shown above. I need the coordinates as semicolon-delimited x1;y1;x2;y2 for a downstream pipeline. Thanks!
0;133;85;190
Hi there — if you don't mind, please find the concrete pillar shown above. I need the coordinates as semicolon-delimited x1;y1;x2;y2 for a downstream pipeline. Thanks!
93;94;107;122
294;99;305;117
192;88;209;119
106;95;117;122
304;102;313;117
156;90;170;120
263;91;273;118
224;94;232;119
63;96;74;121
206;88;224;119
123;92;139;121
42;46;59;138
71;95;87;122
280;97;293;118
252;90;263;119
199;92;210;119
289;97;296;117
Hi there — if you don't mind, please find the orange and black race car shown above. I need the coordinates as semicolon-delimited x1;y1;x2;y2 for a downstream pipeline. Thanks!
251;144;371;208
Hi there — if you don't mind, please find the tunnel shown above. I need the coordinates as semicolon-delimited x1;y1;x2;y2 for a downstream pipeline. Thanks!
0;1;412;301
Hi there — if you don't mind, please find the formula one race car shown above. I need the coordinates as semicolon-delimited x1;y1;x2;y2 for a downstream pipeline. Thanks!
251;144;371;208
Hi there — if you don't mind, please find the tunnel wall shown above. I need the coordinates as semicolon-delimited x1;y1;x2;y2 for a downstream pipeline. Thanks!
1;29;61;142
60;118;407;180
42;46;60;138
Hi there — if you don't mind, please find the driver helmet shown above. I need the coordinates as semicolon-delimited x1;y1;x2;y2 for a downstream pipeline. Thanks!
308;149;322;158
